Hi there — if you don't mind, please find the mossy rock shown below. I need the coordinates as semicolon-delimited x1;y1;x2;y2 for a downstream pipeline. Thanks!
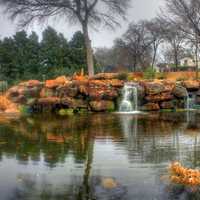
58;109;74;116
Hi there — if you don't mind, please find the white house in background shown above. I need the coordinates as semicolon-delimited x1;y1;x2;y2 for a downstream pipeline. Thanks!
180;57;200;67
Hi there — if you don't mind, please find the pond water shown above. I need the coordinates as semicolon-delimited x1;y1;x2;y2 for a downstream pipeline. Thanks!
0;112;200;199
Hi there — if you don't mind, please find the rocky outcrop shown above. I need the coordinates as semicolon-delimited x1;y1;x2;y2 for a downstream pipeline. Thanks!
6;76;122;113
5;76;200;113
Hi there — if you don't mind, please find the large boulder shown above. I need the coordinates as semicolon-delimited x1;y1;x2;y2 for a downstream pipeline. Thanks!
144;82;165;95
141;103;160;111
6;86;20;99
89;100;115;112
145;92;173;102
172;85;188;98
88;88;118;100
182;80;199;91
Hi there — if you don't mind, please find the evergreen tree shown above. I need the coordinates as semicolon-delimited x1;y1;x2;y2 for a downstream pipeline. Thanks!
69;31;87;74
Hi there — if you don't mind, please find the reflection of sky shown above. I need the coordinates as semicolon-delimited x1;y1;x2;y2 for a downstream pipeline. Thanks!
0;155;84;200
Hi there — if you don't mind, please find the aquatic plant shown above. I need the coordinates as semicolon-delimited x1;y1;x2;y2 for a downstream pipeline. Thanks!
169;162;200;186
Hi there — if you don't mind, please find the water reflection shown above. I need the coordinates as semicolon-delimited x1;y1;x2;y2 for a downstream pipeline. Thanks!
0;112;200;199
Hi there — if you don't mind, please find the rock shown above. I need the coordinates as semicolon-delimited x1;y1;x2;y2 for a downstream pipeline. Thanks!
145;92;173;102
141;103;160;111
55;76;68;84
145;82;165;95
45;80;60;89
19;80;43;88
56;83;78;98
40;88;56;98
89;100;115;112
172;85;188;98
91;73;119;80
160;101;175;109
45;76;68;89
88;88;118;100
109;79;124;88
38;97;60;105
61;97;88;109
196;96;200;104
73;80;89;95
5;108;20;114
26;98;37;106
58;109;74;116
12;95;27;104
6;86;20;99
182;80;199;91
101;178;118;189
137;85;146;99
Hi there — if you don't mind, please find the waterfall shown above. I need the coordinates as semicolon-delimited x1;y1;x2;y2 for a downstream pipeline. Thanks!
119;83;138;113
185;92;195;110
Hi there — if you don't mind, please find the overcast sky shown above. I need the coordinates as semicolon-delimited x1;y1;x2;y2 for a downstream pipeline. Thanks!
0;0;164;48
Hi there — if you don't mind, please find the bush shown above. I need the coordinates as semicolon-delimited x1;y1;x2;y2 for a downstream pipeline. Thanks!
144;67;156;80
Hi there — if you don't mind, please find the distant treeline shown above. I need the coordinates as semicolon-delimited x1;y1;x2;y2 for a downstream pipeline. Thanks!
0;26;87;84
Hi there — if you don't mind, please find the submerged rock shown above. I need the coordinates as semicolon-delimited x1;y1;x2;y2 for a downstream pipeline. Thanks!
101;178;118;189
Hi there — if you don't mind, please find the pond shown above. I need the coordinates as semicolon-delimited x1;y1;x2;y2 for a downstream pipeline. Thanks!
0;111;200;200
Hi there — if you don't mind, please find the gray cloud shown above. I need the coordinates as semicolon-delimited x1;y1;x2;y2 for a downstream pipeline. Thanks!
0;0;164;47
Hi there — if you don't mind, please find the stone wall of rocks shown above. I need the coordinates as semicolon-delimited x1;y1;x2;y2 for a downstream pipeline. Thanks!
4;75;200;113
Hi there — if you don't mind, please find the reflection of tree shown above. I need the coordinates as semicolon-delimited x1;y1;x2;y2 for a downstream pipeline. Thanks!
117;112;200;167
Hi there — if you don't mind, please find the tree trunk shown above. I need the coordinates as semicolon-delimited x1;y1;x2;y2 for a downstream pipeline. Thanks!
82;25;94;77
195;35;199;80
174;49;178;71
152;45;157;70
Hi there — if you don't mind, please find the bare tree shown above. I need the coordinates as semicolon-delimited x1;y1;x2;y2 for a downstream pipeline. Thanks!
157;18;185;70
0;0;131;77
144;18;164;69
119;21;153;71
162;0;200;77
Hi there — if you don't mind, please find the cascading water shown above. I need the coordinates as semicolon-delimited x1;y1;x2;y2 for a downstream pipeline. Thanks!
185;92;196;110
119;83;138;113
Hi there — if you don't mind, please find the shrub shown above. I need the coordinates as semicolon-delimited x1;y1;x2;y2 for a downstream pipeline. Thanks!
144;67;156;80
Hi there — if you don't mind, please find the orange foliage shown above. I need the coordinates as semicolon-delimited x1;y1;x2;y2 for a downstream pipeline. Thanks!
45;76;68;88
169;162;200;186
0;96;19;113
